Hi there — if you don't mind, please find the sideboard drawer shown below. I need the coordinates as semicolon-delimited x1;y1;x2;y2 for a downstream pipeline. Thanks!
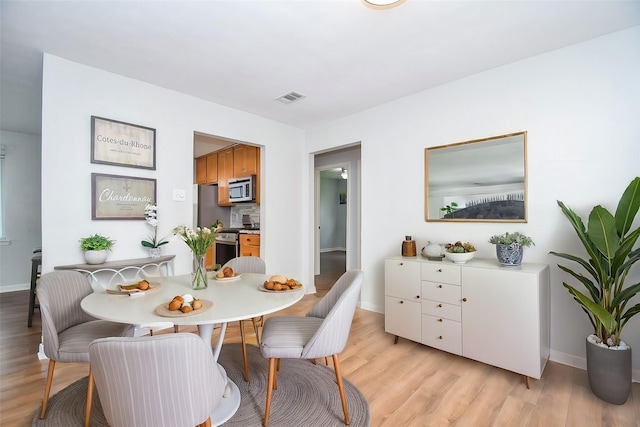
421;315;462;355
422;299;461;321
421;263;460;285
421;281;461;305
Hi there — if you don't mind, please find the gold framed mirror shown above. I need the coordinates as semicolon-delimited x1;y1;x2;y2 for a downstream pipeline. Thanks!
425;131;527;222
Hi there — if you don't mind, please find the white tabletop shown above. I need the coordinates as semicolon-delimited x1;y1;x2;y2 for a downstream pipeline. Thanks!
81;273;305;327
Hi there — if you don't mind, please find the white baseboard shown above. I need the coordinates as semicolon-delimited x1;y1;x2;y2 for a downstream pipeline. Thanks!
546;350;639;383
359;301;383;313
320;248;346;253
1;283;30;293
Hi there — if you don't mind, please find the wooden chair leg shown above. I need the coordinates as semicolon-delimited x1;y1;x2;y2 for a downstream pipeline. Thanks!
199;417;212;427
240;320;249;381
85;368;94;427
263;358;277;426
251;315;264;344
39;359;56;419
332;354;350;425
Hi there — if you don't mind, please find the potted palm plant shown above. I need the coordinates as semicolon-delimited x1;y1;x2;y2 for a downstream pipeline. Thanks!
79;233;115;264
550;176;640;404
489;231;534;266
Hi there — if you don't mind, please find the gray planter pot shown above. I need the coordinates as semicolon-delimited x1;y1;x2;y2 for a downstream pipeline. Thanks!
495;243;523;266
586;338;632;405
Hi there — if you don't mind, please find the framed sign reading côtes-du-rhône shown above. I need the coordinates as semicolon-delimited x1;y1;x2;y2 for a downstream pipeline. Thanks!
91;116;156;170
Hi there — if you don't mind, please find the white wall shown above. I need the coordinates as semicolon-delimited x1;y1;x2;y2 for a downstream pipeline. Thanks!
41;55;307;283
0;130;41;290
306;27;640;378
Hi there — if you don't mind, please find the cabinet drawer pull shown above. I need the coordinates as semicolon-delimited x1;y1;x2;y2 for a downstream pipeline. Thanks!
438;269;443;272
399;300;404;304
400;262;404;266
437;318;443;322
438;284;443;288
438;336;443;340
437;304;442;308
462;298;468;302
416;295;420;299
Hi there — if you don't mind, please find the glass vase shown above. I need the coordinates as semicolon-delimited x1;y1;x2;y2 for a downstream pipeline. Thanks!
191;253;208;290
149;247;161;259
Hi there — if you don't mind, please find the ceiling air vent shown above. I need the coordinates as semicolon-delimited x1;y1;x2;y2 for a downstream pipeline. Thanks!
275;91;305;104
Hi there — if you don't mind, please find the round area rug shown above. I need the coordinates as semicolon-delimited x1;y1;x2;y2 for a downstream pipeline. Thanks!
32;343;370;427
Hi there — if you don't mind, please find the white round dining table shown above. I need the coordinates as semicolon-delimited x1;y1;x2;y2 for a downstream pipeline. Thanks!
81;272;305;425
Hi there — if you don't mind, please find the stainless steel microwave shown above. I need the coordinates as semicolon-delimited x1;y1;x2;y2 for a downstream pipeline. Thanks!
228;175;255;203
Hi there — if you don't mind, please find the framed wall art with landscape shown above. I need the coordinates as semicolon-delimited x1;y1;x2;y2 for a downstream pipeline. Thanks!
91;116;156;169
91;173;156;220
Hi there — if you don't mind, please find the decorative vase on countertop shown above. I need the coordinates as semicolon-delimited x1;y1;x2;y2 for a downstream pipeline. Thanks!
402;236;416;257
495;243;523;266
149;247;161;259
191;254;208;290
424;241;442;258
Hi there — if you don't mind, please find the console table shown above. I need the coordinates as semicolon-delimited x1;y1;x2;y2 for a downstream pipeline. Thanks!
54;255;175;288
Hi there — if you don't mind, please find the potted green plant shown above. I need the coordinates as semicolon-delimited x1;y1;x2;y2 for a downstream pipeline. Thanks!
489;231;534;266
79;233;115;264
550;176;640;404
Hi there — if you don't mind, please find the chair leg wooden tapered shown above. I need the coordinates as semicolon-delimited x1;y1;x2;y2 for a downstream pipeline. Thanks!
263;358;277;426
39;359;56;419
251;315;264;344
332;354;350;425
239;320;249;381
85;368;94;427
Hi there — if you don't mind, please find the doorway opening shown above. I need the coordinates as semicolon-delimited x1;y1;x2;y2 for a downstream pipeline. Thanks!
313;145;361;294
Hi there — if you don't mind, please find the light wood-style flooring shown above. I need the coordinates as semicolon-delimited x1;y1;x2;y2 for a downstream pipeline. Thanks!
1;253;638;426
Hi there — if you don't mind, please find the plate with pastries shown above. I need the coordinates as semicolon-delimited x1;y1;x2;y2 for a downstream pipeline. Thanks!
214;266;241;281
154;294;213;317
260;275;304;292
107;279;161;295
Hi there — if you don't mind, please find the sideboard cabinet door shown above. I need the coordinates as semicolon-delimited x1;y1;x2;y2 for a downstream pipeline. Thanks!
385;259;421;342
461;265;550;379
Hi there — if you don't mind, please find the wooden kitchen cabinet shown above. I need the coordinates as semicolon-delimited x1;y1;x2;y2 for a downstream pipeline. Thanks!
385;256;550;382
195;156;207;184
217;147;234;206
194;152;218;184
239;234;260;257
233;145;258;177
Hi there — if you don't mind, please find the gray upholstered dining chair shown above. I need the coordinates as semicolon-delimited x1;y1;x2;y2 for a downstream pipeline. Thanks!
89;333;227;427
259;269;364;426
36;270;134;425
221;256;266;381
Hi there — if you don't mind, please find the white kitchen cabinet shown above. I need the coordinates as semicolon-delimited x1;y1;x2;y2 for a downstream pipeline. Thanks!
384;256;550;383
384;258;421;343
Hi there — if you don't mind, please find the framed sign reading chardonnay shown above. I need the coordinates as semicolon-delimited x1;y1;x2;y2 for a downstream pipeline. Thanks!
91;173;156;220
91;116;156;169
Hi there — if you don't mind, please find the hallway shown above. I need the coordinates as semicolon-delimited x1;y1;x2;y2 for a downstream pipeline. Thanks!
314;250;346;295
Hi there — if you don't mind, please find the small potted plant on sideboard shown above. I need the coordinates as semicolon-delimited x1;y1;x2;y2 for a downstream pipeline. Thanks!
489;231;534;266
79;233;115;264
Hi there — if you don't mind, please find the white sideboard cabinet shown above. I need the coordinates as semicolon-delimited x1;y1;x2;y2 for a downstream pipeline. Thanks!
384;256;550;385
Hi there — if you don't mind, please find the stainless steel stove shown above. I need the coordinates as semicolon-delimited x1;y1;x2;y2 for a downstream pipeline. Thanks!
215;230;240;266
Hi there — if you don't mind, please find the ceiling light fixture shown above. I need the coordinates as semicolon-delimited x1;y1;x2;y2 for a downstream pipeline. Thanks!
341;168;348;180
363;0;405;9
